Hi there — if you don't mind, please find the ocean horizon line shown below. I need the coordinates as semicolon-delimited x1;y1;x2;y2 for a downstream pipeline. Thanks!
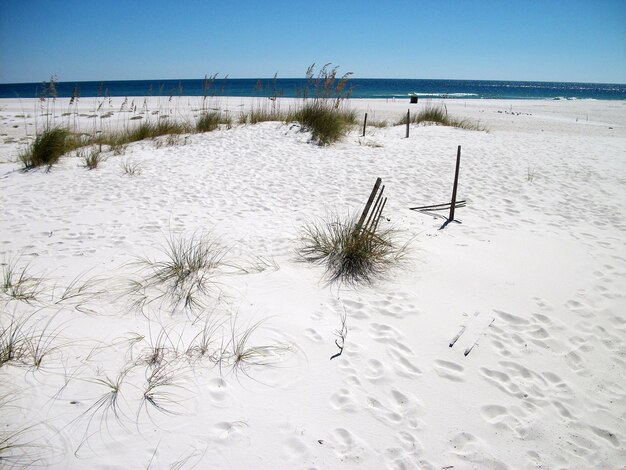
1;77;624;101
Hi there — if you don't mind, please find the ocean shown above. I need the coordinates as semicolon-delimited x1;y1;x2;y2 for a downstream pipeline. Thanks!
0;78;624;101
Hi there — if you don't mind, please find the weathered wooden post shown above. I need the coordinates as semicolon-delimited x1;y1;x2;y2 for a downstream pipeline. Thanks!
356;177;382;233
449;146;461;221
362;112;368;137
405;109;410;138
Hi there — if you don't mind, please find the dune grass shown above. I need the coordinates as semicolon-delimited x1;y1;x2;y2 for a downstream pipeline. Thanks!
79;147;104;170
287;63;357;145
289;102;357;146
18;127;81;170
239;107;287;125
0;310;63;369
128;233;227;312
397;103;486;131
298;214;406;285
1;258;44;302
195;111;231;133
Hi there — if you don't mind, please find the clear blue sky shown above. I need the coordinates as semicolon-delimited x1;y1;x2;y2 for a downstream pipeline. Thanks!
1;0;624;84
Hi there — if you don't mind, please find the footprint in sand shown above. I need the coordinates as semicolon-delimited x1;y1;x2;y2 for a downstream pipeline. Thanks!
210;421;249;446
331;428;372;465
387;347;421;378
329;388;358;413
206;377;230;406
282;436;311;462
363;359;386;382
304;328;323;343
434;359;465;382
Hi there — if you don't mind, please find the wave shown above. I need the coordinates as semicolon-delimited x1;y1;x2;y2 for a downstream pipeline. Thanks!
409;92;479;98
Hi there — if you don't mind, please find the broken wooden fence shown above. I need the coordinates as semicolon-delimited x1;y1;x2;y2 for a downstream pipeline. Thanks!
356;177;387;237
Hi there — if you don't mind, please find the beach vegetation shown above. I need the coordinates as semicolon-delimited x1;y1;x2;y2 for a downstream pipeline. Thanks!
1;258;44;302
80;146;104;170
287;64;357;145
0;404;42;468
369;119;390;128
195;111;231;133
223;315;288;375
128;233;227;312
18;127;75;170
397;103;486;131
298;213;406;285
0;310;63;369
289;102;357;146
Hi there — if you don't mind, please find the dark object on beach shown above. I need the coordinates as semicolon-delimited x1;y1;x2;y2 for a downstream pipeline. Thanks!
410;145;465;229
355;177;386;235
405;109;410;138
362;112;368;137
410;95;418;104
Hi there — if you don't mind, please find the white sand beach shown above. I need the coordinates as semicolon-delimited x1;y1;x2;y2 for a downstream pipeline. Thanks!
1;96;625;469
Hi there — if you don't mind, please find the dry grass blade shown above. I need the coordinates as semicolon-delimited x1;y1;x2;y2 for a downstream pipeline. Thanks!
78;368;130;442
0;311;32;367
186;314;225;363
224;315;289;376
138;361;187;417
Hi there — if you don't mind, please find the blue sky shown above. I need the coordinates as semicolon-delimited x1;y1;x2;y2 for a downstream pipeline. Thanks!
1;0;624;84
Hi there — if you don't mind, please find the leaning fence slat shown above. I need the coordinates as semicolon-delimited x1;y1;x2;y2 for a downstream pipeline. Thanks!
356;177;382;232
371;197;388;234
364;185;385;233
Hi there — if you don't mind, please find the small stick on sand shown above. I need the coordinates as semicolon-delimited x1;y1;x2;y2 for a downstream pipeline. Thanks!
330;307;348;361
449;326;466;347
463;318;495;356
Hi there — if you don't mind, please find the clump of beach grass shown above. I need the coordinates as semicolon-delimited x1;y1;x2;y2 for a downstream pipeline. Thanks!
298;214;406;284
98;120;192;148
0;310;64;369
18;127;79;170
121;160;141;176
195;111;231;133
288;63;357;145
397;103;486;131
79;146;104;170
1;258;44;302
240;106;287;125
128;233;227;312
290;102;357;146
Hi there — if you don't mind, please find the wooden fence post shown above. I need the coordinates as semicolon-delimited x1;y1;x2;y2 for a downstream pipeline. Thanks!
405;109;410;138
449;146;461;221
362;112;368;137
356;177;382;232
